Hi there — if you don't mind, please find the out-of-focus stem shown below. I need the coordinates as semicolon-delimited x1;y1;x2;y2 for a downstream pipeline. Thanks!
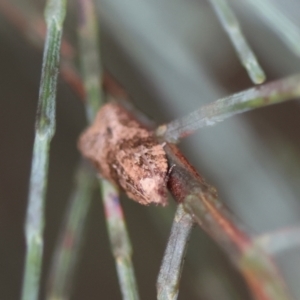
46;162;95;300
157;204;194;300
208;0;266;84
77;0;103;121
77;0;140;298
165;144;291;300
244;0;300;57
156;74;300;143
21;1;66;300
101;179;140;300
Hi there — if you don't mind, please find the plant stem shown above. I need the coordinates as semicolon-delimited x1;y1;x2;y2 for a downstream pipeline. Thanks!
77;0;103;121
165;144;291;300
244;0;300;57
101;179;140;300
46;162;95;300
157;204;194;300
77;0;140;298
208;0;266;84
21;1;66;300
156;74;300;143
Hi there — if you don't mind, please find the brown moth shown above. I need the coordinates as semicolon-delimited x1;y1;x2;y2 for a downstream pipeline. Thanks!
78;102;168;206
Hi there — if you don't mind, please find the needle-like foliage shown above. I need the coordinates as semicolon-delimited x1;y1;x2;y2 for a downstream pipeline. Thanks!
244;0;300;57
156;74;300;143
76;0;140;298
157;204;194;300
46;162;95;300
208;0;266;84
21;1;66;299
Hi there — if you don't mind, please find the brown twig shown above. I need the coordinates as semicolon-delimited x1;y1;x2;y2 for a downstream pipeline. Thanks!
164;144;290;300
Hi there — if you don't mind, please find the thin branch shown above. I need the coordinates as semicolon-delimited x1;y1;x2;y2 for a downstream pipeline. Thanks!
150;201;252;299
244;0;300;57
21;1;66;300
208;0;266;84
165;144;291;300
76;0;140;298
46;162;95;300
156;74;300;143
77;0;103;121
157;204;194;300
101;179;140;300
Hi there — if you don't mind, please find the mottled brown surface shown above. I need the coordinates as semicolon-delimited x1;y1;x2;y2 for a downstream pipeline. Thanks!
78;102;168;205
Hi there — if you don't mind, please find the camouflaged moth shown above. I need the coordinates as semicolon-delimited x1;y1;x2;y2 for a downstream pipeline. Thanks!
78;102;168;205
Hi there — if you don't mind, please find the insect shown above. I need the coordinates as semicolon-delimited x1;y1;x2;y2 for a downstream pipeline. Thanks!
78;102;169;205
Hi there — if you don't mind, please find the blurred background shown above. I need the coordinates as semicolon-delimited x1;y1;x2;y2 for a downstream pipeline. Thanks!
0;0;300;299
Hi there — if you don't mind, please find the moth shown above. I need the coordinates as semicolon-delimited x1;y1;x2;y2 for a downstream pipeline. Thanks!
78;102;169;205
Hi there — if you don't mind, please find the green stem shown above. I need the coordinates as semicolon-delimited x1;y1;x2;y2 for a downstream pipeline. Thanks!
157;204;194;300
208;0;266;84
245;0;300;57
77;0;103;122
21;1;66;300
156;74;300;143
101;179;140;300
46;162;95;300
77;0;140;298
